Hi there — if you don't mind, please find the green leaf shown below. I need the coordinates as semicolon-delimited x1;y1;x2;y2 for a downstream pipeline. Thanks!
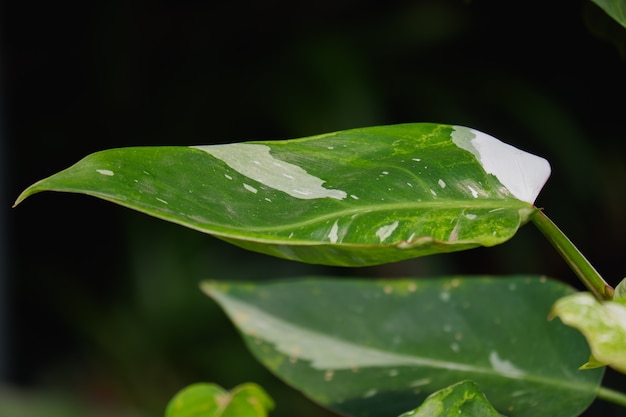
591;0;626;29
14;123;550;266
397;380;504;417
165;382;274;417
551;292;626;373
201;276;602;417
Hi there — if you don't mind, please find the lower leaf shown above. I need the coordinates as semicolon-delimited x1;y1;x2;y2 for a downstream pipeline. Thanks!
201;276;603;417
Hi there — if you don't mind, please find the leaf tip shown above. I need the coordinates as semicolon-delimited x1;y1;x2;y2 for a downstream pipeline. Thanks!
451;126;551;204
12;188;34;208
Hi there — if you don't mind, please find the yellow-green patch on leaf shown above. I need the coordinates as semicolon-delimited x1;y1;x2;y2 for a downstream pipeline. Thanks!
551;292;626;374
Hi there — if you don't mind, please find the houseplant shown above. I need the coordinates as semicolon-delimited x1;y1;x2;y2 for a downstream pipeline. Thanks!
14;122;626;416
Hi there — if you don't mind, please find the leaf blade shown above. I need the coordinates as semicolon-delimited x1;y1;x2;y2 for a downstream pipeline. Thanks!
14;123;550;266
201;276;602;417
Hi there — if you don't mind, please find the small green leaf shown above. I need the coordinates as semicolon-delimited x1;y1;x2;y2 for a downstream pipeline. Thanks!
14;123;550;266
591;0;626;29
165;382;274;417
201;276;602;417
551;292;626;373
397;380;504;417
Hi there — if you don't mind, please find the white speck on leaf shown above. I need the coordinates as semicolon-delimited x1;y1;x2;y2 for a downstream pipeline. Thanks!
243;183;258;193
328;221;339;244
155;197;168;205
410;378;431;387
96;169;114;176
363;389;377;398
350;194;359;200
448;220;461;241
465;213;477;220
489;351;525;377
438;179;446;188
376;221;399;242
467;185;479;198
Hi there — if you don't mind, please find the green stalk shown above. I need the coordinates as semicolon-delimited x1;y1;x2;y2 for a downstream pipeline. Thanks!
597;386;626;408
531;210;614;301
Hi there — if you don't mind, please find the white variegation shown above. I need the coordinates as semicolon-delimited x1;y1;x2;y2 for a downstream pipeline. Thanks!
192;143;347;200
451;126;551;204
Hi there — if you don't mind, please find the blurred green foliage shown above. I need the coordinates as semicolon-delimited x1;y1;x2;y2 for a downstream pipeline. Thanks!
6;0;626;416
590;0;626;29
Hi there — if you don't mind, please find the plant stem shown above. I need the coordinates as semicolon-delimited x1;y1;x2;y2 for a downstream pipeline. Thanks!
531;210;614;301
597;385;626;407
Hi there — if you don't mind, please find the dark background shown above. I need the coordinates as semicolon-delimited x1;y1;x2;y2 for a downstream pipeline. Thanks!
3;0;626;416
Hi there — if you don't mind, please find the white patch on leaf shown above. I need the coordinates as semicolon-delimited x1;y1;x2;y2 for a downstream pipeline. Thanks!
192;143;347;200
328;221;340;244
467;185;479;198
376;221;399;242
96;169;114;176
489;351;525;377
451;126;551;204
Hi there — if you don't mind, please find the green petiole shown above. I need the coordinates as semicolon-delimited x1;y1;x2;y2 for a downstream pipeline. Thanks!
531;210;614;301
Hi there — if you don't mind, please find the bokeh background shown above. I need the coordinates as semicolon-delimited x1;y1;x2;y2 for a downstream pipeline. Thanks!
3;0;626;416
